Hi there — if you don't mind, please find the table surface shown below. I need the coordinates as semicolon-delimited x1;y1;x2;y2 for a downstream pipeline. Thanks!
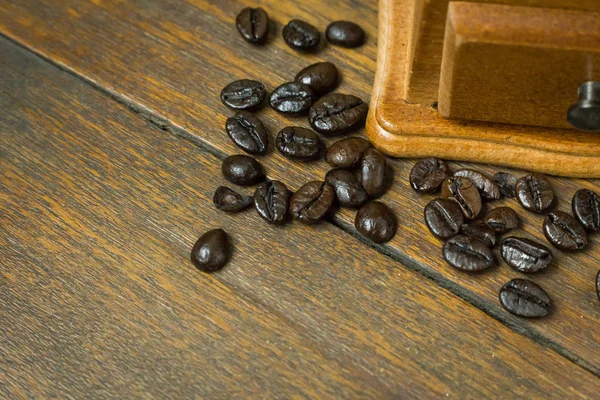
1;0;599;398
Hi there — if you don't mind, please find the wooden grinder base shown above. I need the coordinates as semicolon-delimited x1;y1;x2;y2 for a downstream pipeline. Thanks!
367;0;600;177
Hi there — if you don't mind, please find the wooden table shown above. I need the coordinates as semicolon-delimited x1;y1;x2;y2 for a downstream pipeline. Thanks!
0;1;599;398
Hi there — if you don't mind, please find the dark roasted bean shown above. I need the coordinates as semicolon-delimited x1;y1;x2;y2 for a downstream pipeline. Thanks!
424;198;464;240
501;237;553;273
443;235;495;271
225;111;268;154
441;177;482;220
360;148;390;198
269;82;314;116
499;279;551;318
190;229;231;273
236;7;269;44
283;19;320;52
221;155;265;186
493;172;517;198
543;211;588;251
326;137;371;168
276;127;321;161
515;174;554;214
290;181;335;224
572;189;600;232
220;79;266;110
454;169;500;201
308;93;369;135
295;62;338;96
410;158;451;193
483;207;521;234
326;169;368;208
213;186;253;213
325;21;365;48
462;221;496;247
254;180;289;224
355;201;397;243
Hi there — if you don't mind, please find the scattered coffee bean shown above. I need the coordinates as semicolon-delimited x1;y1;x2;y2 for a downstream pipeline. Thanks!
442;235;495;272
326;21;365;48
276;127;321;161
213;186;253;213
499;279;551;318
236;7;269;44
325;169;368;208
543;211;588;251
501;237;552;273
290;181;335;224
441;177;482;220
308;93;369;135
462;221;496;247
483;207;521;234
361;148;389;198
283;19;320;52
295;62;338;96
326;137;371;168
424;198;464;240
355;201;397;243
220;79;266;110
572;189;600;232
597;270;600;303
254;180;289;224
225;111;268;154
515;174;554;214
269;82;314;116
190;229;231;273
221;155;265;186
493;172;517;198
454;169;500;201
410;158;451;193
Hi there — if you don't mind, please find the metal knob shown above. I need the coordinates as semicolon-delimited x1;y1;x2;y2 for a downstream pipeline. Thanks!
568;81;600;131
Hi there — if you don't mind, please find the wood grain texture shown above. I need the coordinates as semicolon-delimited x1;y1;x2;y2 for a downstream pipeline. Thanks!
3;37;599;399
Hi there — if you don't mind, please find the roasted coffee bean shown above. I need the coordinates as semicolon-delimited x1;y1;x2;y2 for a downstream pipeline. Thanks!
543;211;588;251
361;148;389;198
325;21;365;48
441;177;482;220
410;158;451;193
462;221;496;247
254;180;289;224
596;270;600;303
282;19;320;52
295;62;338;96
515;174;554;214
213;186;253;213
499;279;551;318
501;237;552;273
290;181;335;224
276;127;321;161
442;235;495;272
483;207;521;234
221;155;265;186
572;189;600;232
225;111;268;154
355;201;397;243
220;79;266;110
308;93;369;135
493;172;517;198
454;169;500;201
269;82;314;116
325;169;368;208
236;7;269;44
424;198;464;240
326;137;371;168
190;229;231;273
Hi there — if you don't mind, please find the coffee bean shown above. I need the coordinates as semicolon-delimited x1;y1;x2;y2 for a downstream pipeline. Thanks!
462;221;496;247
361;148;390;198
221;155;265;186
254;180;289;224
295;62;338;96
269;82;314;116
355;201;397;243
308;93;369;135
572;188;600;232
493;172;517;198
441;177;482;220
326;137;371;168
325;169;368;208
225;111;268;154
220;79;266;110
326;21;365;48
483;207;520;234
596;270;600;303
499;279;551;318
290;181;335;224
410;158;451;193
543;211;588;251
501;237;552;273
424;198;464;239
453;169;500;201
190;229;231;273
515;174;554;214
283;20;320;52
442;235;495;272
276;127;321;161
236;7;269;44
213;186;253;213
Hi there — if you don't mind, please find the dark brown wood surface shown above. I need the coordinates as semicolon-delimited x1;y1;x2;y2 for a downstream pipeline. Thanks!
0;0;599;397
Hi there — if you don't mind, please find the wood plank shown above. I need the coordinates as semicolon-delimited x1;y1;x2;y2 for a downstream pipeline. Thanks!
2;0;600;377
